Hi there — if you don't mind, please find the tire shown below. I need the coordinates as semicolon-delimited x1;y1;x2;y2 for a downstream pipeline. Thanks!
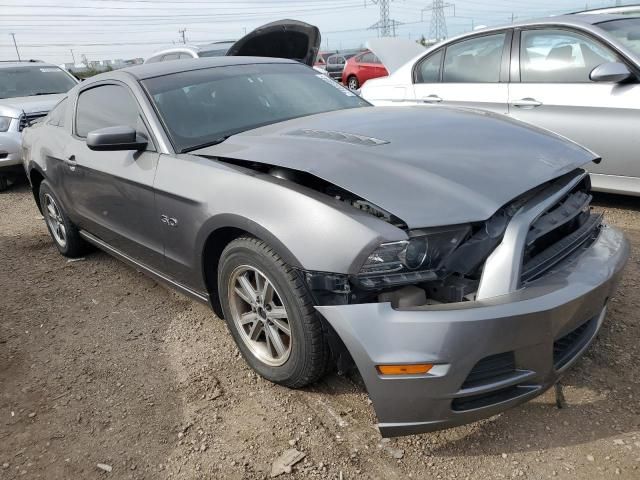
0;175;8;192
39;180;87;258
218;236;329;388
347;75;359;90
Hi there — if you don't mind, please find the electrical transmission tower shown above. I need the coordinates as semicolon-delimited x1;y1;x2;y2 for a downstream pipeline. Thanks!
368;0;401;37
428;0;452;42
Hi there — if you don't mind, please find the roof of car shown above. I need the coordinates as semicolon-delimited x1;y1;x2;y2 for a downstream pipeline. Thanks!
121;56;298;80
0;60;56;69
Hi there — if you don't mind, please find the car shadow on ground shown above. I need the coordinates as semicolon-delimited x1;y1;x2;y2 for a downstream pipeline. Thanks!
592;191;640;213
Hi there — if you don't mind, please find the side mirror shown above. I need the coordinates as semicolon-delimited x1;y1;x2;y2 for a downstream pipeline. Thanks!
86;126;148;151
590;62;634;83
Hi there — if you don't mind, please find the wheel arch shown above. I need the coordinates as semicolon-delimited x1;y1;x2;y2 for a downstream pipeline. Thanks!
27;163;46;213
198;214;303;318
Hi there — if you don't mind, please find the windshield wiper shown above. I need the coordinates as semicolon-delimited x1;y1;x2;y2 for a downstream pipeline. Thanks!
33;92;61;96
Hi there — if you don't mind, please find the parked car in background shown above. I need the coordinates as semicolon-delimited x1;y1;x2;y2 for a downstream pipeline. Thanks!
342;50;388;89
325;52;358;81
23;52;628;437
574;5;640;15
362;13;640;196
314;51;334;67
0;60;77;191
145;41;236;63
146;19;321;69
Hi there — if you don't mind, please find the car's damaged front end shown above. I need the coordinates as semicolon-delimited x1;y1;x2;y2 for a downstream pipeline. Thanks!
190;104;629;437
312;170;627;436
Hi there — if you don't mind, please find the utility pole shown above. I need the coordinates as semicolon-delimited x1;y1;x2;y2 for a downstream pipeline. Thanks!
178;28;187;44
10;33;20;61
367;0;401;37
70;48;76;64
425;1;454;43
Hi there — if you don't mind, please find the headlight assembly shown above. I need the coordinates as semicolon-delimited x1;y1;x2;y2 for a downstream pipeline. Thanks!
0;116;12;132
356;226;471;289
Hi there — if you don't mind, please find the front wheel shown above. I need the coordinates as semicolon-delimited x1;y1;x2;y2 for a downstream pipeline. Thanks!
347;75;359;90
39;180;87;257
0;175;8;192
218;237;329;388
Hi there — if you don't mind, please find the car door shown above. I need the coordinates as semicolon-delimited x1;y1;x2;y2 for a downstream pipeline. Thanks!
508;27;640;181
412;31;511;113
357;52;380;84
63;82;165;270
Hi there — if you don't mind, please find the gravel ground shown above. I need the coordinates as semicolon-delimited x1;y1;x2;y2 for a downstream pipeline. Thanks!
1;179;639;480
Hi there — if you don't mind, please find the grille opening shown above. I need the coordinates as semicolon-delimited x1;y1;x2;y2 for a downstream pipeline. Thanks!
553;317;597;369
522;177;601;282
452;385;536;412
461;351;516;389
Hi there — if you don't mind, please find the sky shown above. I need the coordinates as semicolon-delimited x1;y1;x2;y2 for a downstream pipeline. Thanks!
0;0;632;65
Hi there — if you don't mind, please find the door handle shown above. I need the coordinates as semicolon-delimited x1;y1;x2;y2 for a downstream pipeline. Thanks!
421;95;443;104
512;98;542;108
64;155;76;170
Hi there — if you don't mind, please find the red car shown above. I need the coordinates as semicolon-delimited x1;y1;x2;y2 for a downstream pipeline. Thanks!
341;50;388;89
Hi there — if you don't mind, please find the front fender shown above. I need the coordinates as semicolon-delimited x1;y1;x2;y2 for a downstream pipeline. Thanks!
154;153;406;291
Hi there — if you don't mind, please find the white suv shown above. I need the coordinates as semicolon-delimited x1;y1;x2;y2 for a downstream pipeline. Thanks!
0;61;77;191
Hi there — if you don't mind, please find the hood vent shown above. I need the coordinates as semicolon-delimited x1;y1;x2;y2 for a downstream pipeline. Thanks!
286;128;389;146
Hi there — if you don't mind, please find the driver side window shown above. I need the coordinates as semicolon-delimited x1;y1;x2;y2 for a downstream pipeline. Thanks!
520;29;619;83
75;84;152;148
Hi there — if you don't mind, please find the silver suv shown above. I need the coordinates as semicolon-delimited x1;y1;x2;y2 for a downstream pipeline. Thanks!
0;61;77;190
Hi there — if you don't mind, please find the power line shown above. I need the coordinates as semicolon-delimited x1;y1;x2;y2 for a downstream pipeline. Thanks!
428;0;454;42
368;0;401;37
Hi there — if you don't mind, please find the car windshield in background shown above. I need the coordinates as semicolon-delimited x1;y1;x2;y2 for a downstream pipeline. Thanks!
0;66;76;99
198;43;234;57
598;18;640;56
143;62;370;152
199;48;230;57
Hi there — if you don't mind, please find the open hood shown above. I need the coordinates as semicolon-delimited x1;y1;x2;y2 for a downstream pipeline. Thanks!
191;106;597;229
366;37;426;74
226;19;321;67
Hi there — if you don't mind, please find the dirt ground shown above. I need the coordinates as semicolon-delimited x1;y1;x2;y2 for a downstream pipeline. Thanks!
1;179;639;480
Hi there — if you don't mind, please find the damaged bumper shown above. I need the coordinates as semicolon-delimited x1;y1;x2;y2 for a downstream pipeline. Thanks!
316;225;628;437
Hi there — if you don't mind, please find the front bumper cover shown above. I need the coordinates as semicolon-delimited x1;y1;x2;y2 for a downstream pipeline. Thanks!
316;225;628;437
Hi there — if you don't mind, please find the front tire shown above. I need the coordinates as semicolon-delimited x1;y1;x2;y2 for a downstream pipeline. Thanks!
0;175;8;192
218;237;329;388
39;180;87;258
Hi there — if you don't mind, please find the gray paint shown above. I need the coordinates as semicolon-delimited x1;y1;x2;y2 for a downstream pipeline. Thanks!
317;226;628;436
194;106;597;229
23;58;629;437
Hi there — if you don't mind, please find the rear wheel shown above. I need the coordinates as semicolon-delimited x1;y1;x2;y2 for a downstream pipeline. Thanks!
218;237;329;388
39;180;87;258
347;75;359;90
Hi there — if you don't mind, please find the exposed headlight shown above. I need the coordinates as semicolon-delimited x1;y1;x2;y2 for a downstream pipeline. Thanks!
0;116;12;132
356;226;471;289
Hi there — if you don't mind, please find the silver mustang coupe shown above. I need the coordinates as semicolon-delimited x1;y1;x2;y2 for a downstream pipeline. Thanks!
22;56;628;437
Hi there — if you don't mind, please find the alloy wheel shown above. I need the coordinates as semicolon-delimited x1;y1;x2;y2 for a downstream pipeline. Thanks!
228;265;292;366
348;77;359;90
44;193;67;248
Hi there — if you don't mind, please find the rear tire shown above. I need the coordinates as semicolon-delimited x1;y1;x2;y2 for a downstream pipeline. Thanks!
347;75;359;90
39;180;87;258
218;236;329;388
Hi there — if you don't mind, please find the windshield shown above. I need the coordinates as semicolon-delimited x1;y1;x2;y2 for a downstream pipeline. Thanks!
143;62;370;153
0;66;76;99
198;43;234;57
598;18;640;56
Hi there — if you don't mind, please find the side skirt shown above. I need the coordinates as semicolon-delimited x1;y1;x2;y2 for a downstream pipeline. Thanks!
79;230;210;305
